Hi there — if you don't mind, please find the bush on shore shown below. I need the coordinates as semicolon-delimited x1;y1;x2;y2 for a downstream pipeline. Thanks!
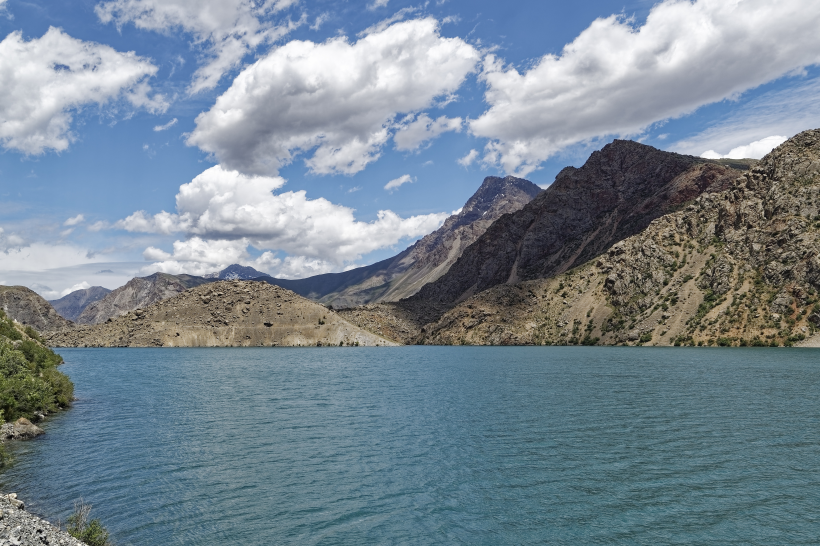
66;500;112;546
0;310;73;423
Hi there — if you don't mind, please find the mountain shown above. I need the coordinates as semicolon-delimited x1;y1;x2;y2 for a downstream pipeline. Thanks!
415;129;820;347
47;280;397;347
203;264;266;280
255;175;541;307
0;286;74;332
412;141;742;307
48;286;111;321
76;272;212;325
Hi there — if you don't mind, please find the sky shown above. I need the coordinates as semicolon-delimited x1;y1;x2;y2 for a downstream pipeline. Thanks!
2;0;820;300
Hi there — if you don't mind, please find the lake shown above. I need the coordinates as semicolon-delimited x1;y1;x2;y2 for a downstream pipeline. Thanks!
2;347;819;545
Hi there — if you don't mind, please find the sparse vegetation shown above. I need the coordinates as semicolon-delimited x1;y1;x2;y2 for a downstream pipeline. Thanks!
66;500;112;546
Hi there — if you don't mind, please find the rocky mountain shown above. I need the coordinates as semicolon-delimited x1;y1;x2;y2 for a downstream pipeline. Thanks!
0;286;74;332
76;272;212;325
413;129;820;347
48;286;111;321
47;280;397;347
411;141;743;308
256;176;541;307
203;264;266;280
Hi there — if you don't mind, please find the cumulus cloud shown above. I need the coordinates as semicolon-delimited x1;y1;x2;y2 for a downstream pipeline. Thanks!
470;0;820;175
95;0;302;93
63;214;85;226
187;17;479;175
394;114;462;151
0;27;165;155
457;149;479;168
153;118;178;131
118;165;449;276
384;174;414;192
701;135;788;160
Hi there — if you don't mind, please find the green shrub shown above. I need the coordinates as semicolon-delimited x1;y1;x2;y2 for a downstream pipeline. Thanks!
66;501;111;546
0;320;73;421
23;326;42;343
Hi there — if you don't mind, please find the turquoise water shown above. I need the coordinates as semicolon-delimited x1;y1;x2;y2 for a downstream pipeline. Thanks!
2;347;820;545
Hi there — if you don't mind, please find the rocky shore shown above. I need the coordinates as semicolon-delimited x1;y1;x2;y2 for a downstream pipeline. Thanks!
0;494;85;546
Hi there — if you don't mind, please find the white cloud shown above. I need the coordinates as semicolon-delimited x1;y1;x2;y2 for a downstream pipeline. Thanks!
310;12;329;31
153;118;178;131
457;149;479;167
384;174;414;192
95;0;301;94
673;77;820;157
701;135;787;160
64;214;85;226
119;165;449;275
393;114;462;151
0;242;106;271
60;281;91;298
470;0;820;175
0;27;165;155
187;17;479;175
368;0;389;9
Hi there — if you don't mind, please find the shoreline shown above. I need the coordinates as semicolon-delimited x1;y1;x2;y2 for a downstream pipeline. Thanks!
0;494;85;546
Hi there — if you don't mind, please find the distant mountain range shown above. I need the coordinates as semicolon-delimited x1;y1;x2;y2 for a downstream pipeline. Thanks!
12;130;820;348
48;286;111;322
47;280;396;348
75;273;212;325
44;175;540;325
253;176;541;307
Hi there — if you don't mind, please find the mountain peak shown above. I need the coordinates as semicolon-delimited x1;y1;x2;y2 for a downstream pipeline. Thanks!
204;264;266;280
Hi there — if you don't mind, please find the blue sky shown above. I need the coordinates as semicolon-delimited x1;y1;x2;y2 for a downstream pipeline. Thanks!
2;0;820;299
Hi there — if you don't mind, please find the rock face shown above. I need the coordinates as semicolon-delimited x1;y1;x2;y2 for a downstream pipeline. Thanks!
48;286;111;321
0;494;86;546
76;272;212;325
0;418;45;440
417;129;820;347
0;287;73;332
413;142;740;307
255;176;541;307
47;280;398;347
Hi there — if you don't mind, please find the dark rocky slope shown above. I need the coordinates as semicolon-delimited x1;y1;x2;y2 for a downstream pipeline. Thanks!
0;286;73;332
413;141;740;307
49;285;111;321
255;176;541;307
418;129;820;347
76;272;212;325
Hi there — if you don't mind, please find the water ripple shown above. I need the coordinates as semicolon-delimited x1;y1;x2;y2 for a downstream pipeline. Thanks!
1;347;819;545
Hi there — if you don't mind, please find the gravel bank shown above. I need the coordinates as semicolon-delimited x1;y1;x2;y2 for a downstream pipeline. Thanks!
0;495;85;546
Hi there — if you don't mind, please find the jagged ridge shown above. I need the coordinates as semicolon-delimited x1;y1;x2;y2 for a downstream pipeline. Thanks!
417;129;820;347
